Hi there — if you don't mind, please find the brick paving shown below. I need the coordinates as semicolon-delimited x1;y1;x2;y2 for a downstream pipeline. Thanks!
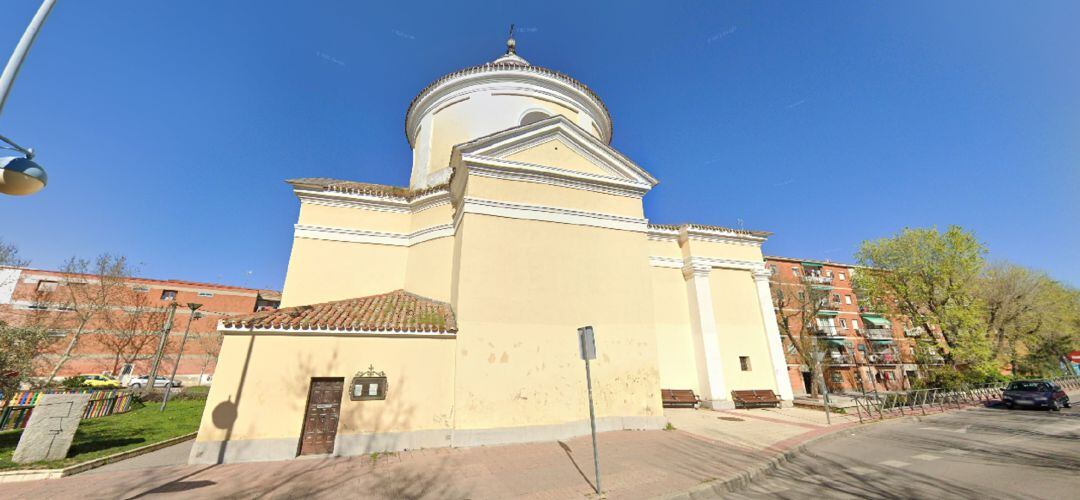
2;407;858;500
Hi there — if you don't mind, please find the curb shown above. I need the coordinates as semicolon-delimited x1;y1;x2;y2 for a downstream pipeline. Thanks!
662;402;988;500
0;432;197;484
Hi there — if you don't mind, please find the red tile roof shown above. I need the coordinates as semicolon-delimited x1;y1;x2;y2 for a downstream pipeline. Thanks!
221;289;457;334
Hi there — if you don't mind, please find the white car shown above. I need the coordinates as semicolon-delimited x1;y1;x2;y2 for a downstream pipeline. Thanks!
127;376;181;389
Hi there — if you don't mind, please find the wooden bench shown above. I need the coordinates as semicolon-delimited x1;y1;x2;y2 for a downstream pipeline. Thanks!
661;389;701;408
731;389;781;409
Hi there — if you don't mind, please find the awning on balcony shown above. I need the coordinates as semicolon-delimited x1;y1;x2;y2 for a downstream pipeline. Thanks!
817;310;839;316
861;315;891;327
801;262;823;268
824;339;853;348
869;339;894;344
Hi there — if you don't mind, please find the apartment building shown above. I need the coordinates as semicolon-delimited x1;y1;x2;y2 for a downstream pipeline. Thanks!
765;256;943;395
0;266;280;385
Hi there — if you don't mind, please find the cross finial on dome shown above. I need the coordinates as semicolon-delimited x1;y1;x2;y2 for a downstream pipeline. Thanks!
506;24;517;54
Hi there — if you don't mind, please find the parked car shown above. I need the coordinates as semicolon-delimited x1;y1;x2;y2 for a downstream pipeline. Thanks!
1002;380;1071;411
127;376;181;389
81;374;121;388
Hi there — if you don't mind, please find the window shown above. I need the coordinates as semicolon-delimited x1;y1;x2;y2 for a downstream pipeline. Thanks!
47;329;67;338
161;290;177;301
769;265;778;275
839;272;846;281
852;319;859;331
845;295;852;304
197;291;214;297
839;319;848;329
36;280;58;293
825;270;834;277
739;356;752;371
797;291;805;300
832;294;841;303
792;267;801;277
132;285;150;293
520;111;550;126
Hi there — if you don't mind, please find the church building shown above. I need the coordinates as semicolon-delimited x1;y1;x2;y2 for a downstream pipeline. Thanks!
191;36;794;464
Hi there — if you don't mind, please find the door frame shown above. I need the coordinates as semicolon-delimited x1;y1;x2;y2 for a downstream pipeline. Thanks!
296;377;345;457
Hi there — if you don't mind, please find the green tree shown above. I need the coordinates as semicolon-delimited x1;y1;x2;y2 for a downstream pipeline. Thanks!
0;320;51;400
854;226;993;376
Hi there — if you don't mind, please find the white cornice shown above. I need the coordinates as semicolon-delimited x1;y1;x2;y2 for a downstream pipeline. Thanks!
459;197;648;233
649;255;766;273
678;225;767;247
294;223;454;247
295;188;451;214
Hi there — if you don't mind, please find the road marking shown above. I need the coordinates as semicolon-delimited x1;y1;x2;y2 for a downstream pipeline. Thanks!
918;425;968;433
879;460;910;468
846;466;877;476
912;453;942;461
943;449;970;456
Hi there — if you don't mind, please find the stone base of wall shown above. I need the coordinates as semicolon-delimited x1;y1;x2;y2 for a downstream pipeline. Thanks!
189;415;668;465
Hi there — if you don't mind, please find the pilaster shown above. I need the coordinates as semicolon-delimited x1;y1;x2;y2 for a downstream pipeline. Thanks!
752;268;795;403
682;263;732;409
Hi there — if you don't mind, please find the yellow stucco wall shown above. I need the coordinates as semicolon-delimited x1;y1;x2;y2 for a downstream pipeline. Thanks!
465;175;645;219
296;202;410;233
195;333;456;446
710;269;779;392
681;238;765;262
504;138;611;177
650;267;700;393
280;238;407;307
450;214;662;430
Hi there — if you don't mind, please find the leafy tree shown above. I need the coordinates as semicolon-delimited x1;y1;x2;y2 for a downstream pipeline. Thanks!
0;320;51;400
854;226;992;375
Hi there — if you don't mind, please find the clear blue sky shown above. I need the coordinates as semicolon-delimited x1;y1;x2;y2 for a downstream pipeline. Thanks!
2;1;1078;290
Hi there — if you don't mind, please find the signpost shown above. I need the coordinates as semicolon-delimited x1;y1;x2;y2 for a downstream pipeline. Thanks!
578;326;601;495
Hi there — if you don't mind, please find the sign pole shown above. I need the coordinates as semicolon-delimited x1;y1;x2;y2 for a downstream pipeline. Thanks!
578;326;601;496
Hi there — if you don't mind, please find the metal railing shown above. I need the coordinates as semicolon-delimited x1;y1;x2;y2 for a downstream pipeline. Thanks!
865;328;893;340
804;276;833;285
850;375;1080;423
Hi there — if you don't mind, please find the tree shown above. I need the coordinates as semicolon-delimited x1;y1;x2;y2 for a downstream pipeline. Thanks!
41;254;134;385
770;269;836;397
854;226;993;375
99;288;166;376
195;328;223;385
1017;281;1080;376
0;320;50;402
979;263;1049;373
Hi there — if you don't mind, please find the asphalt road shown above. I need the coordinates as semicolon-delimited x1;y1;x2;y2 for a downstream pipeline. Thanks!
729;396;1080;499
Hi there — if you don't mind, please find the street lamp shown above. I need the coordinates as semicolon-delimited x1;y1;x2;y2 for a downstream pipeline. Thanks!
161;302;202;411
0;0;56;196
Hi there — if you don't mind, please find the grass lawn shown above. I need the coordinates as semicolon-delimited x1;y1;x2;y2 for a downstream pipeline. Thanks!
0;398;205;471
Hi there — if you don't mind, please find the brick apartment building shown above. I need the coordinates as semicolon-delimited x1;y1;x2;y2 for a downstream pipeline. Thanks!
0;266;279;385
765;256;946;395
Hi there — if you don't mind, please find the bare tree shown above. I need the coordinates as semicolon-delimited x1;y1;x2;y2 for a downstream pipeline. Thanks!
195;327;223;385
99;288;166;375
0;320;51;402
770;269;836;397
42;255;134;385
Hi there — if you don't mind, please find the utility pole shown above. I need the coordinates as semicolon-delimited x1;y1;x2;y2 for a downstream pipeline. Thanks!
161;303;202;411
143;302;178;396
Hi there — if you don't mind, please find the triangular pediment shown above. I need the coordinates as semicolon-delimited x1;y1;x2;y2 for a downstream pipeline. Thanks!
451;116;659;196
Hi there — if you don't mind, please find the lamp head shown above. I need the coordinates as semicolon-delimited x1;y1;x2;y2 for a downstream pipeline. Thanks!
0;156;47;195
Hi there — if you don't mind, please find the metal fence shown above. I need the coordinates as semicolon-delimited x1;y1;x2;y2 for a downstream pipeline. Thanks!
850;375;1080;423
0;389;134;431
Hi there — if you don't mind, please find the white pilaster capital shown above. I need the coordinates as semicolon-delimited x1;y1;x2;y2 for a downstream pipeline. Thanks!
682;263;711;280
751;266;772;283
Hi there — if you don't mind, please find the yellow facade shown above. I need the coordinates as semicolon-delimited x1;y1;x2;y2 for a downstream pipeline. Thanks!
192;41;793;464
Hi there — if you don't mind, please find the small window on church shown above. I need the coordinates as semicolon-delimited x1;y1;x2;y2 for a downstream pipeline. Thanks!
520;111;550;126
739;356;752;371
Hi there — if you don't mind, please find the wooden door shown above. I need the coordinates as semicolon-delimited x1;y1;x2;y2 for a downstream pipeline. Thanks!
299;378;343;456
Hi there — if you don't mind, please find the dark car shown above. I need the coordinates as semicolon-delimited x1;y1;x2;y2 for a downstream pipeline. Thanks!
1002;380;1071;411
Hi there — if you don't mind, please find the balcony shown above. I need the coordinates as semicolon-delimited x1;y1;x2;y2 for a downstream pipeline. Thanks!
904;327;925;337
814;325;842;337
817;300;843;311
870;349;900;364
865;328;893;340
825;352;855;365
804;275;833;285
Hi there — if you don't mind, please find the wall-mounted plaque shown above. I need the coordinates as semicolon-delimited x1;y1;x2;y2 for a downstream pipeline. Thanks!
350;365;388;401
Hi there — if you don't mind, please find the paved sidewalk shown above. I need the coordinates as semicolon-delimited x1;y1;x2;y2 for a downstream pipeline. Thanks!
2;407;858;499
